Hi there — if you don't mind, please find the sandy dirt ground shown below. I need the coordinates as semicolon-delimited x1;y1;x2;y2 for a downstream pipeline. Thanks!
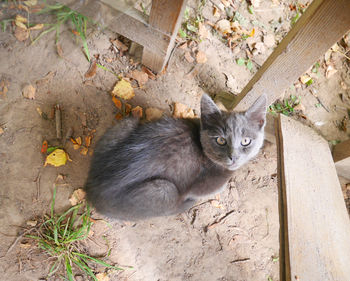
0;0;349;280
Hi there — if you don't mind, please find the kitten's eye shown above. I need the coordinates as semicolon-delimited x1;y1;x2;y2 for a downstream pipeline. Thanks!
216;137;227;146
241;137;251;146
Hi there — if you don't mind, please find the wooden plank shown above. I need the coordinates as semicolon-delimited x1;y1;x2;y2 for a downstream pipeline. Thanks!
142;0;187;72
333;139;350;180
100;0;171;56
226;0;350;111
276;114;350;281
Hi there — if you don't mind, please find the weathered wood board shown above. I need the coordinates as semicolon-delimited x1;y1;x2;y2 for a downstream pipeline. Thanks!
229;0;350;111
276;114;350;280
333;139;350;180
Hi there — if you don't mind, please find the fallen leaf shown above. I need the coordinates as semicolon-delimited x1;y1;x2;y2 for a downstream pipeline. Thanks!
17;4;29;12
115;113;123;120
0;127;4;135
47;146;59;154
141;66;156;80
213;6;220;17
112;96;122;109
131;106;143;118
198;22;209;40
85;136;92;147
111;39;128;52
19;243;32;249
24;0;37;6
15;14;27;24
210;200;224;209
44;149;69;167
75;137;82;146
84;60;97;78
14;26;29;41
36;107;43;117
73;144;80;150
299;74;312;84
36;71;55;85
56;43;64;58
145;107;164;121
41;140;48;154
173;103;195;118
196;51;207;64
216;19;232;34
184;52;194;63
125;103;132;115
29;23;44;30
26;220;37;227
326;65;338;78
96;272;109;281
15;20;27;30
70;137;78;145
80;146;88;155
69;188;86;206
22;84;36;99
112;79;135;100
129;70;148;87
55;174;66;184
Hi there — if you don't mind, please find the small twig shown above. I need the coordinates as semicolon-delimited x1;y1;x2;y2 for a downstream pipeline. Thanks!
334;49;350;61
4;227;36;256
18;256;22;274
55;104;62;140
309;89;329;112
230;258;250;264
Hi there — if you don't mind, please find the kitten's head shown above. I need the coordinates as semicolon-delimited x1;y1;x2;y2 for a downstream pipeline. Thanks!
200;94;267;171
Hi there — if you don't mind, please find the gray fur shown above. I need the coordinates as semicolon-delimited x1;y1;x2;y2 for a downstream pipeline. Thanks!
85;94;267;220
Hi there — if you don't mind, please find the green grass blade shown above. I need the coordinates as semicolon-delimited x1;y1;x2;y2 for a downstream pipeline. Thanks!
51;187;57;218
65;256;74;281
72;257;98;281
73;252;123;270
48;258;61;276
57;204;81;224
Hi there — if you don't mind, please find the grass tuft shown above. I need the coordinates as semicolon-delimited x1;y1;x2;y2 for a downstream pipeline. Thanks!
27;186;122;280
268;95;300;116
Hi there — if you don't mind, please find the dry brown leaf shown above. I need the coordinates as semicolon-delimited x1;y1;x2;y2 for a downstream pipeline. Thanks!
145;107;163;121
22;84;36;99
15;21;27;30
112;96;122;109
80;146;88;155
173;103;195;118
141;66;156;80
70;137;78;145
14;26;29;41
129;70;148;87
56;43;64;58
17;4;29;12
36;71;55;85
198;22;209;40
213;6;220;17
125;103;132;115
0;127;4;135
184;52;194;63
115;113;123;120
26;220;37;227
85;136;92;147
131;106;143;118
196;51;207;64
24;0;37;6
36;107;42;117
216;19;232;34
19;243;32;249
96;272;109;281
112;79;135;100
29;23;44;30
111;39;128;52
69;188;86;206
84;60;97;78
75;137;82;146
15;14;27;24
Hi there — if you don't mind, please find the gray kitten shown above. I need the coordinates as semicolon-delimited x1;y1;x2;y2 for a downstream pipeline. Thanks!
85;94;267;220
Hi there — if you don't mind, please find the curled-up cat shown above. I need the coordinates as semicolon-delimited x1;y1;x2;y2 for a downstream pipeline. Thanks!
85;94;267;220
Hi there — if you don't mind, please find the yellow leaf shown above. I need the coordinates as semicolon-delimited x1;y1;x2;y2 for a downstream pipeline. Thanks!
24;0;37;6
111;79;135;100
80;146;88;155
15;21;27;30
29;23;44;30
44;149;69;167
73;144;80;150
75;136;82;146
15;15;27;23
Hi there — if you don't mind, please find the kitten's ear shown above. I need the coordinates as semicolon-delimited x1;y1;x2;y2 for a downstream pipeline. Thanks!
245;94;267;129
201;94;221;116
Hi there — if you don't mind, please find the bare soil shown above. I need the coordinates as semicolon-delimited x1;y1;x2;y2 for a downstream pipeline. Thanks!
0;0;349;280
